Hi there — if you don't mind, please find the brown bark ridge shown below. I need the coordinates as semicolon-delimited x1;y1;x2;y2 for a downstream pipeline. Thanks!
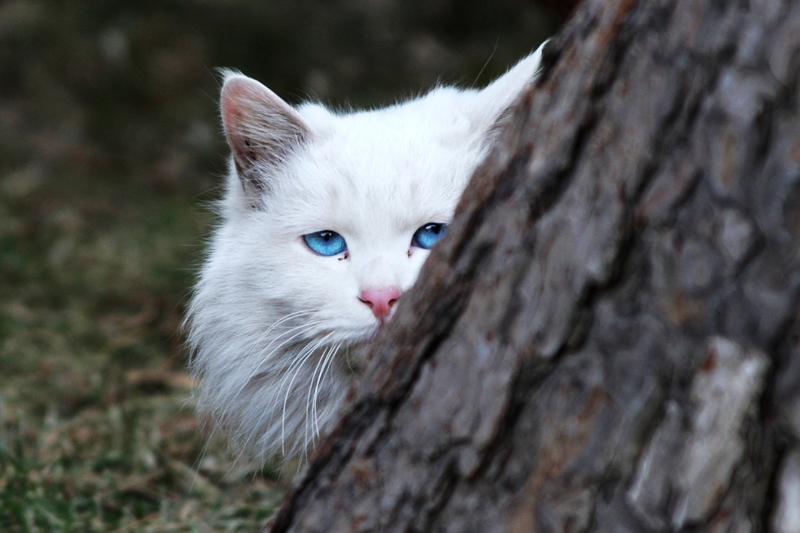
270;0;800;531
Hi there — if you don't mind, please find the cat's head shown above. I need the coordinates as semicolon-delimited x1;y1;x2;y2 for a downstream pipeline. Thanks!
189;47;544;461
214;49;543;351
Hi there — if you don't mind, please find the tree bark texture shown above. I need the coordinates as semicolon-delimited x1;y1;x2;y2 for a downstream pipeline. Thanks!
270;0;800;530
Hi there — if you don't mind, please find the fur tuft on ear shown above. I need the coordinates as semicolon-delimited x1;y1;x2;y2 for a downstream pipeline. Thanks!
220;72;312;200
472;40;548;134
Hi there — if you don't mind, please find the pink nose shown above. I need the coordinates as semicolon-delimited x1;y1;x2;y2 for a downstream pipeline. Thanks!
359;287;401;321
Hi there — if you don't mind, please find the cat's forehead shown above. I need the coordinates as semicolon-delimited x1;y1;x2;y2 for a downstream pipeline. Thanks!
332;91;476;142
274;100;481;231
281;149;465;235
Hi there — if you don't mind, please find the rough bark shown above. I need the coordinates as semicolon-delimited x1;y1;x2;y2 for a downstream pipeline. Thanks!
270;0;800;530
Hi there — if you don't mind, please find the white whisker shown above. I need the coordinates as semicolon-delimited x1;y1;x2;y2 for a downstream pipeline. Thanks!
279;333;333;455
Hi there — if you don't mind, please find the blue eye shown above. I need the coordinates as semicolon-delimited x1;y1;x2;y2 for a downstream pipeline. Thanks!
411;223;447;249
303;230;348;256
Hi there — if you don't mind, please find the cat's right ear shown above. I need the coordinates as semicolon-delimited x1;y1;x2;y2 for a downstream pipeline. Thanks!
220;72;311;199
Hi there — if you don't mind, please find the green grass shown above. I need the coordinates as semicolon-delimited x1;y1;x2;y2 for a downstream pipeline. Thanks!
0;393;284;532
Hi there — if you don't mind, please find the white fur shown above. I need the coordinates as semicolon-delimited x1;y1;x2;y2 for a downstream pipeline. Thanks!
187;44;545;463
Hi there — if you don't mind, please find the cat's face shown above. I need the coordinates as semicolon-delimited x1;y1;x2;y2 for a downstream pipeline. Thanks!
244;100;479;348
215;74;534;360
188;45;545;460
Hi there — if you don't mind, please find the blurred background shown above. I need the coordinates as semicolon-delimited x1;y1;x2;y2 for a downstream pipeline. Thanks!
0;0;561;529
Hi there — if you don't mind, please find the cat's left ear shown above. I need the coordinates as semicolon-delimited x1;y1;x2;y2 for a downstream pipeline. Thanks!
474;40;548;129
220;72;312;197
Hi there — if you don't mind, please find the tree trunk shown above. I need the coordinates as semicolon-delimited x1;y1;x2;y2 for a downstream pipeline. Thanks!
269;0;800;530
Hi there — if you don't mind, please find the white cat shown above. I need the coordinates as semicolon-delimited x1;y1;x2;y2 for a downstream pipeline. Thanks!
187;44;545;463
